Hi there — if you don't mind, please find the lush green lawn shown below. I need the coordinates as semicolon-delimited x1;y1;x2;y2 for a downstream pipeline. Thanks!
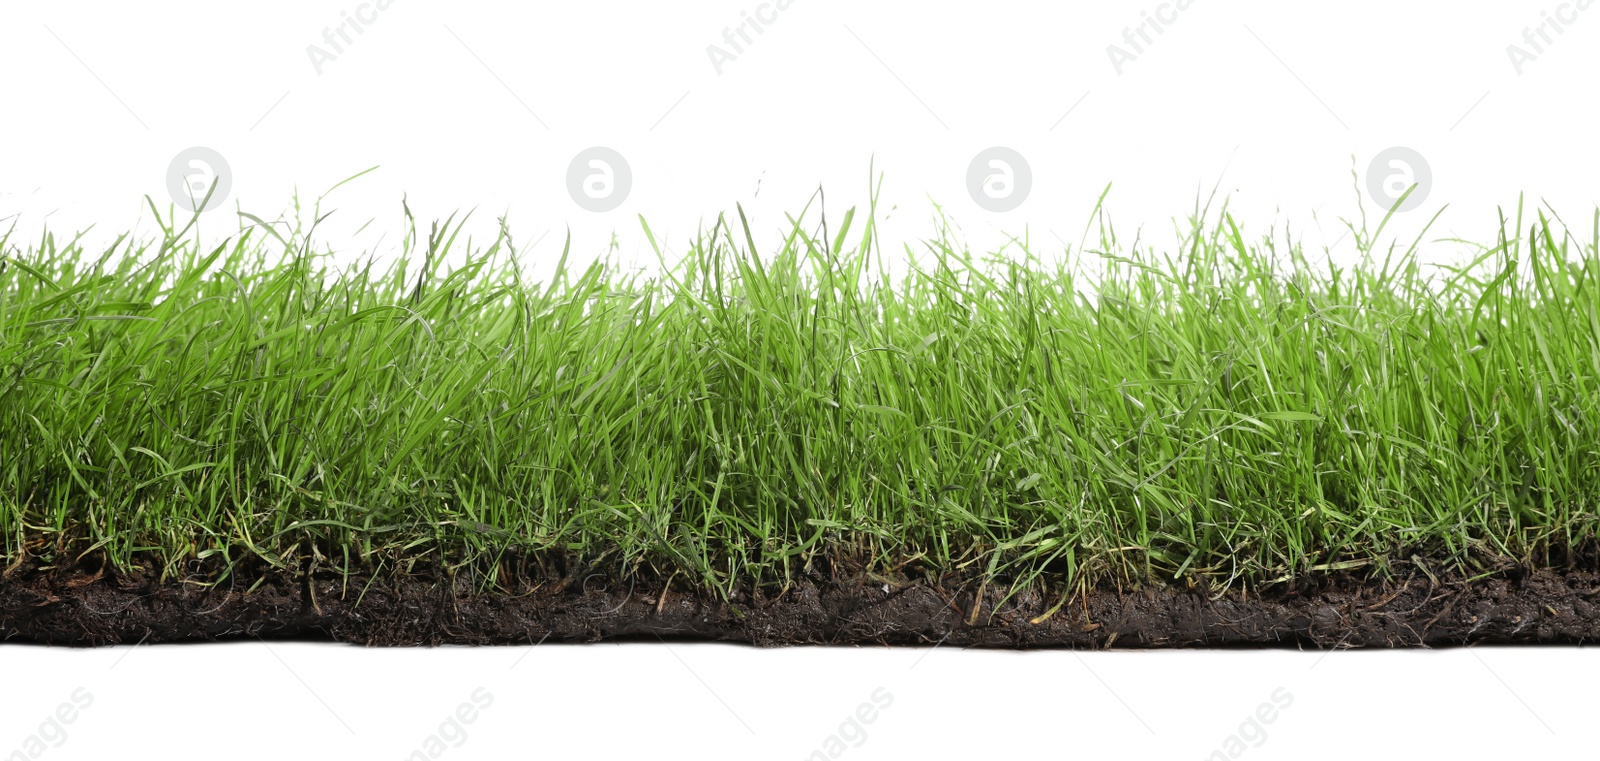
4;194;1599;601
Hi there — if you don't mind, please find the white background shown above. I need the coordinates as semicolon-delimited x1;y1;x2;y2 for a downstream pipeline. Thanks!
3;0;1598;757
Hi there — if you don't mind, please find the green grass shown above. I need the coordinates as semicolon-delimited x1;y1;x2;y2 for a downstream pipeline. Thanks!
4;189;1600;602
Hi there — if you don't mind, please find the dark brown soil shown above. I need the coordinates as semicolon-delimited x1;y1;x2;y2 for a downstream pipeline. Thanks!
5;559;1600;647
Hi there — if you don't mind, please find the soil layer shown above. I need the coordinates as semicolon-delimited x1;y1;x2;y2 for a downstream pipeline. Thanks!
5;561;1600;647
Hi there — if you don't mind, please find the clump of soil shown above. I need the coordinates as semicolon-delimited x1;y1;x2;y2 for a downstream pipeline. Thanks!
4;559;1599;647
